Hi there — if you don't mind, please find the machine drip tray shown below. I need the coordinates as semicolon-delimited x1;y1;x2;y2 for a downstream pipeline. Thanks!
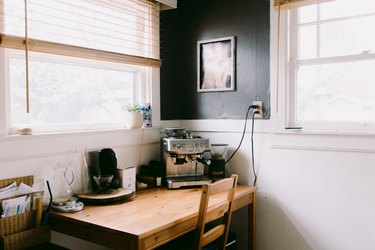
166;176;212;189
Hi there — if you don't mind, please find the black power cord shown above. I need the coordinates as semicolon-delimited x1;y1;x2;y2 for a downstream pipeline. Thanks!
251;111;258;186
224;105;260;186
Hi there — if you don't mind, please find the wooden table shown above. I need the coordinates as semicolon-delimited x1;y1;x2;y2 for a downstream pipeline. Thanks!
50;185;256;250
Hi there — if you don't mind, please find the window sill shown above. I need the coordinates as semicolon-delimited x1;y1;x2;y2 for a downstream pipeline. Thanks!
271;128;375;153
0;127;162;142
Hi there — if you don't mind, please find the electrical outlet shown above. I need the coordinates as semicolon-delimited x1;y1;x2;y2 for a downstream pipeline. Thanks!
252;101;263;119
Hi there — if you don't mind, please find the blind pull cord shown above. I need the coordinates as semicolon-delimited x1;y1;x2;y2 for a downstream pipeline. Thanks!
24;0;30;113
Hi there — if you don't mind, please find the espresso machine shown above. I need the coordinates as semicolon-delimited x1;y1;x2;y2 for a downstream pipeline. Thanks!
161;128;212;189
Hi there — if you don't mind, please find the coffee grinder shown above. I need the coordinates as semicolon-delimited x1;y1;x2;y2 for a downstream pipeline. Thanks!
209;144;229;182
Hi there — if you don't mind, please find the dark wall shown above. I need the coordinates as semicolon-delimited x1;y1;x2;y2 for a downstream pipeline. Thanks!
160;0;270;120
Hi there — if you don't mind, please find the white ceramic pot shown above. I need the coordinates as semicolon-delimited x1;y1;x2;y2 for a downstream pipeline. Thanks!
125;112;143;129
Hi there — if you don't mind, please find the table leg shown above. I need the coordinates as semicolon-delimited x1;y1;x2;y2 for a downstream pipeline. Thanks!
248;192;256;250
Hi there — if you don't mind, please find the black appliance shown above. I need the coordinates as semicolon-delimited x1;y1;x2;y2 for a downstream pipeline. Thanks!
89;148;120;192
209;144;229;182
209;159;226;182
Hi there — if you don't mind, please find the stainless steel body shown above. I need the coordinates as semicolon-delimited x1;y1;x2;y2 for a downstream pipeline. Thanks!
165;176;212;189
162;138;210;155
163;153;205;177
161;137;212;189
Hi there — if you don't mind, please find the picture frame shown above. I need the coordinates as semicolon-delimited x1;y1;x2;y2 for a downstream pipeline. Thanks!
197;36;235;92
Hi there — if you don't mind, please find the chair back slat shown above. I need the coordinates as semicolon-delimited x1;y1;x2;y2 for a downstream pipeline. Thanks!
209;178;235;195
205;202;230;223
201;224;225;246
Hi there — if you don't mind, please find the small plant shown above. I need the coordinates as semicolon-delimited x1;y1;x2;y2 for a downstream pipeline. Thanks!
125;103;142;113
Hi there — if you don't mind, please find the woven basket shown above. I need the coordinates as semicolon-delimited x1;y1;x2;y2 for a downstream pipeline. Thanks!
0;211;35;236
0;176;51;250
0;176;33;189
0;225;50;250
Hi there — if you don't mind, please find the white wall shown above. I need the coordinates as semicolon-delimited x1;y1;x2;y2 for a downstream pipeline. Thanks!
0;127;164;249
0;128;161;184
183;119;375;250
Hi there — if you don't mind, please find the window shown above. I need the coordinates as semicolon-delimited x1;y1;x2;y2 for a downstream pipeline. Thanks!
8;51;149;132
288;0;375;131
0;0;160;134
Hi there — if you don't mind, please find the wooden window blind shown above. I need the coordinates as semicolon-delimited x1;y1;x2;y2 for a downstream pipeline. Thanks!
1;0;161;113
0;0;161;67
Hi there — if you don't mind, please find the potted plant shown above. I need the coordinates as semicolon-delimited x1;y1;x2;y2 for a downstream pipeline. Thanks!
124;103;143;128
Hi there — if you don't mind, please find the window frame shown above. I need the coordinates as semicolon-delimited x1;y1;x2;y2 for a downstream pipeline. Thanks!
0;47;160;136
287;3;375;132
0;49;9;137
0;0;162;136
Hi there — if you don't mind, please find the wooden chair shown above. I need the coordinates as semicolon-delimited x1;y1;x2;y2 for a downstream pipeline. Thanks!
194;174;238;250
156;175;238;250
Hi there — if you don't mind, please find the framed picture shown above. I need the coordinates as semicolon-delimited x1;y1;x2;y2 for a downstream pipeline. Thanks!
197;36;235;92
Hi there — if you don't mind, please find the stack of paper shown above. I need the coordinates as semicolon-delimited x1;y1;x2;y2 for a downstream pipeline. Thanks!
0;182;33;218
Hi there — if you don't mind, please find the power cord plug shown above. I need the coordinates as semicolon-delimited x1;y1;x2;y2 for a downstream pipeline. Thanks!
248;104;260;110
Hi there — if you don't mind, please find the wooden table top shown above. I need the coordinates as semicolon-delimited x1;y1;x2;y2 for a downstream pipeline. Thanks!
51;185;256;249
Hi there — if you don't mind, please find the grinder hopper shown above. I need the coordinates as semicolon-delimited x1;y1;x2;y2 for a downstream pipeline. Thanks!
209;144;228;182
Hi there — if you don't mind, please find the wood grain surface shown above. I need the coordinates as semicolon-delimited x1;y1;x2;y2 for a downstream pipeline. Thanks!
51;185;256;250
